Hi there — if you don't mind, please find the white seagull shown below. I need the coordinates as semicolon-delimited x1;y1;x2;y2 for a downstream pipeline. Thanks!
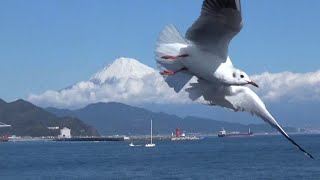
155;0;314;159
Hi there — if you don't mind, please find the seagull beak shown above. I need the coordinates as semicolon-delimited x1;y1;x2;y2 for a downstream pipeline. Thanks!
247;81;259;88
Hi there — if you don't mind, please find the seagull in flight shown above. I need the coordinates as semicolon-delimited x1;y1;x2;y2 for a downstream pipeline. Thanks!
155;0;314;159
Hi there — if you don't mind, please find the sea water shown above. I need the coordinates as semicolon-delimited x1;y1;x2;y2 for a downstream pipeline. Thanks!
0;134;319;180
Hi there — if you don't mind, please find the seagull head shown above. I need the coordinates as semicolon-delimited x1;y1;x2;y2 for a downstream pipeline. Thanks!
232;70;259;88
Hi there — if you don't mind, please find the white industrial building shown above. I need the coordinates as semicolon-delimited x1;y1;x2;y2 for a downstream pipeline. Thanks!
58;127;71;138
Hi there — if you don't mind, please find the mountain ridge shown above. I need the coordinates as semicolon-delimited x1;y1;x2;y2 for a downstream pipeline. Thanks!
46;101;297;135
0;99;99;137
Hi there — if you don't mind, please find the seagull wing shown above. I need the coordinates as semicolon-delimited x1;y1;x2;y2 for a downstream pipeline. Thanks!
186;0;242;59
185;79;314;159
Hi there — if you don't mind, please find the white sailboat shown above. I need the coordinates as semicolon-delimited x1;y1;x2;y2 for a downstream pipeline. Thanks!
145;119;155;147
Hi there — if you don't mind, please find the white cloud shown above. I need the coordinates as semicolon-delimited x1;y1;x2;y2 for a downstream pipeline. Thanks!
27;61;190;109
252;70;320;102
27;58;320;108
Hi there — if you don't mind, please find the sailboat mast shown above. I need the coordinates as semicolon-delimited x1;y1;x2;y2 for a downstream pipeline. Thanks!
150;119;153;144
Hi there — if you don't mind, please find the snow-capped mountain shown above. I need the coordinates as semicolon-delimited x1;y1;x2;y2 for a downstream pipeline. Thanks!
28;57;188;109
90;57;155;84
28;57;320;114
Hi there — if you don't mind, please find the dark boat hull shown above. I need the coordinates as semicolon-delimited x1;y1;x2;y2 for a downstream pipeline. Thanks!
218;132;254;137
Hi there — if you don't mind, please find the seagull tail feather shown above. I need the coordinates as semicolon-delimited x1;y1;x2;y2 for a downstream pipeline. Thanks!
155;24;193;92
155;24;188;72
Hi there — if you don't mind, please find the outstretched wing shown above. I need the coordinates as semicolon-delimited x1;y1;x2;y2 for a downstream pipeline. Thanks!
186;0;242;59
185;79;314;159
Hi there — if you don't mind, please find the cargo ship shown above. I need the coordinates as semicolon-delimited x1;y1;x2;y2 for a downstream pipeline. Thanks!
218;128;253;137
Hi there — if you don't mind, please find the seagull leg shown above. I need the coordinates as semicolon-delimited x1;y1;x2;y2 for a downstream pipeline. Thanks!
160;70;175;75
161;54;189;60
160;67;188;75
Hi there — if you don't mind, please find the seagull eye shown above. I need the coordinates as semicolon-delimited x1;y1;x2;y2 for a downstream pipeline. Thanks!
240;75;244;78
233;73;236;78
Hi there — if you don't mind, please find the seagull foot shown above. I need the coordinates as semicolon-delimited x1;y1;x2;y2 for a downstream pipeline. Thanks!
160;67;188;75
160;70;175;75
161;54;189;60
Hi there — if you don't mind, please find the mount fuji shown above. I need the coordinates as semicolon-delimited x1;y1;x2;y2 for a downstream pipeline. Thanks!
27;57;320;127
28;57;189;109
90;57;155;85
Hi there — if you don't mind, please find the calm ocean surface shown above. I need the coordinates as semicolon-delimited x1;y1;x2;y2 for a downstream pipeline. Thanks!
0;134;319;180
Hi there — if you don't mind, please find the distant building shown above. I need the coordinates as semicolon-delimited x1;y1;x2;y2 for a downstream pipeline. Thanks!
0;122;11;127
59;127;71;138
181;132;186;137
48;126;59;130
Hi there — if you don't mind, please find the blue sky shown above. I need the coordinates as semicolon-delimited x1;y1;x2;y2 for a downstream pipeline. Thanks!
1;0;320;101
